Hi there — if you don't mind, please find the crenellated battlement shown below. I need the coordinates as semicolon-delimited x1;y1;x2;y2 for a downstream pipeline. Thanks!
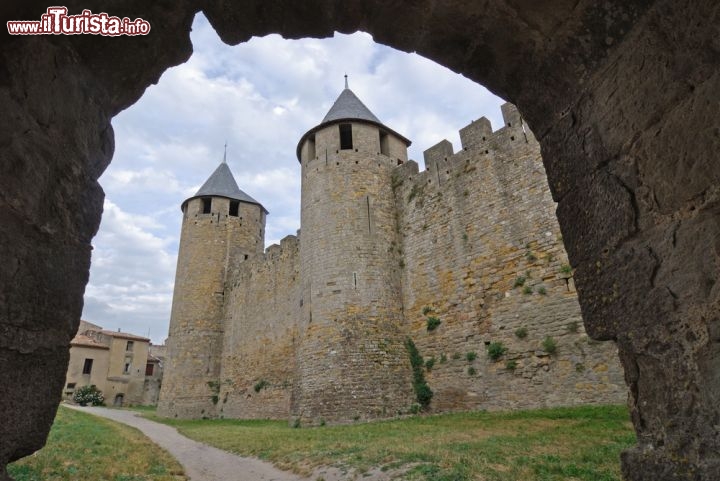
419;102;536;176
229;234;300;288
391;103;542;243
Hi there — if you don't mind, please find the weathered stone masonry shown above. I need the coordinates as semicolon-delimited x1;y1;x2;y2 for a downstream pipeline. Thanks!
159;97;624;424
396;105;624;412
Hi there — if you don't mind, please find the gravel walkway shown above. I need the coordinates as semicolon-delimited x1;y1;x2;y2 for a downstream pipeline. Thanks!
64;405;309;481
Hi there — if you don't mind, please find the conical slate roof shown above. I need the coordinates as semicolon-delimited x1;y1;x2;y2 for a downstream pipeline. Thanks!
321;88;382;124
296;87;411;161
181;162;268;213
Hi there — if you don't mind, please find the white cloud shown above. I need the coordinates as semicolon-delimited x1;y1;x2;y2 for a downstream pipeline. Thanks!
83;13;505;344
83;200;176;342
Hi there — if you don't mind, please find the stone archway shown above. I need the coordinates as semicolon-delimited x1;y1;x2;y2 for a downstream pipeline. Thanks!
1;1;717;480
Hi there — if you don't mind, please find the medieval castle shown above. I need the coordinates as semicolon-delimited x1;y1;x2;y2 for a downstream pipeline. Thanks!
157;85;626;424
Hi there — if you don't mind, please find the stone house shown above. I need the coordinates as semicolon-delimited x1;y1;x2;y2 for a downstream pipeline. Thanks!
64;320;164;406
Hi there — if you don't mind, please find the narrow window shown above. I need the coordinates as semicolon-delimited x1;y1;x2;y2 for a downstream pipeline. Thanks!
379;131;390;155
145;363;154;376
66;382;76;389
202;197;211;214
229;200;239;217
307;135;316;160
123;362;131;374
339;124;353;150
366;196;371;234
82;358;93;375
126;340;134;351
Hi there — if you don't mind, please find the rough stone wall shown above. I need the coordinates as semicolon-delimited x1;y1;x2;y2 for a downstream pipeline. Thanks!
158;196;265;418
293;122;414;425
394;105;626;412
218;235;301;419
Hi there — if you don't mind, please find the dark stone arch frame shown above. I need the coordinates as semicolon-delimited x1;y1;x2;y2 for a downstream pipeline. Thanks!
1;1;717;480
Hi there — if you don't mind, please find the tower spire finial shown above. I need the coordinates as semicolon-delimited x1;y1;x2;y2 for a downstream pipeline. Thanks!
223;141;227;164
344;73;348;89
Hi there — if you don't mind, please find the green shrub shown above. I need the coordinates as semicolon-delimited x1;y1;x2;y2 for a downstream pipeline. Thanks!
542;336;558;355
426;316;442;331
465;351;477;362
408;184;423;202
253;379;269;393
560;264;573;274
567;320;580;333
506;360;518;371
421;306;432;315
513;276;526;288
526;251;537;262
425;357;436;371
486;342;507;361
439;353;447;363
451;352;461;360
515;327;528;339
467;367;477;376
537;286;547;295
522;285;533;295
405;339;433;408
73;385;105;406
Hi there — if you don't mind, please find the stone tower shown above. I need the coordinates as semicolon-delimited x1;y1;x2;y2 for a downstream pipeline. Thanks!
157;160;267;418
292;82;415;424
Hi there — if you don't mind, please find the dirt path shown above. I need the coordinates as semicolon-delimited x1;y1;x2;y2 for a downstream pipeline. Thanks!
64;405;310;481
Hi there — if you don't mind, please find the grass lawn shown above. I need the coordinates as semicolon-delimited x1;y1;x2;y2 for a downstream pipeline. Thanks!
8;406;186;481
148;404;635;481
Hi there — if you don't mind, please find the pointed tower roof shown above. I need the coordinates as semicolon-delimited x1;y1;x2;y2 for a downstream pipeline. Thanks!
181;162;268;214
321;88;382;124
296;82;411;161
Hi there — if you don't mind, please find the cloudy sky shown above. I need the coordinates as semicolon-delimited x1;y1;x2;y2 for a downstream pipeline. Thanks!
81;13;506;344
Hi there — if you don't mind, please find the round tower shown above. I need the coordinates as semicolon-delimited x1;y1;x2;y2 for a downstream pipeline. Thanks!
158;159;267;418
292;81;415;424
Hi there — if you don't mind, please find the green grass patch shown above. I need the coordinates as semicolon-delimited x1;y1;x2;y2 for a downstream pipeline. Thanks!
147;404;634;481
8;406;185;481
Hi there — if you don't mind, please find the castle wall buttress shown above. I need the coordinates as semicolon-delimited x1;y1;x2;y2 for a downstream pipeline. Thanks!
393;104;626;412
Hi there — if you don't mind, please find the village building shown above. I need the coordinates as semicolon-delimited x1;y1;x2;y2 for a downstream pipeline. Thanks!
64;320;165;406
